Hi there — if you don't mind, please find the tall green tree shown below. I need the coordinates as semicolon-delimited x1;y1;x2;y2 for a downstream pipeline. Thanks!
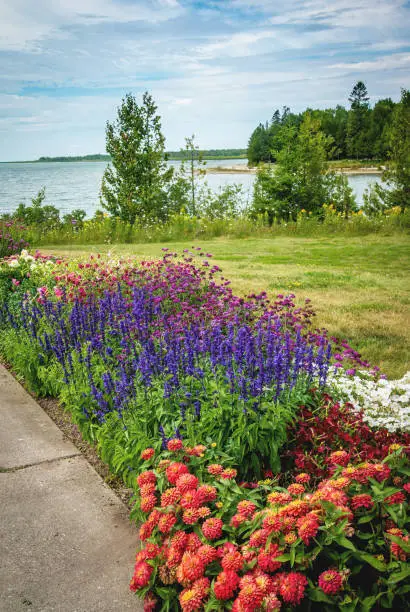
181;135;206;216
347;81;371;159
364;89;410;214
247;122;272;165
251;114;335;222
368;98;395;159
100;91;173;225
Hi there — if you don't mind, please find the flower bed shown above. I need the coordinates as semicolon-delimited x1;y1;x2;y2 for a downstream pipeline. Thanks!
130;443;410;611
0;248;409;610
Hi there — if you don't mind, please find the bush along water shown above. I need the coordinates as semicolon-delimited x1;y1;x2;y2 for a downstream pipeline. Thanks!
0;248;409;610
0;220;29;258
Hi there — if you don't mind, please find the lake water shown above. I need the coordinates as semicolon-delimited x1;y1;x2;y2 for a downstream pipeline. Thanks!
0;158;380;218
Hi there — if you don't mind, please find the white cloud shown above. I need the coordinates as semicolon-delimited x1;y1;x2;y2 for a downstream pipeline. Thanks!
0;0;408;159
0;0;183;51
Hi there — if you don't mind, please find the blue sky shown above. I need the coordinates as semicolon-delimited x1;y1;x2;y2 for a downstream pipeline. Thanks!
0;0;409;161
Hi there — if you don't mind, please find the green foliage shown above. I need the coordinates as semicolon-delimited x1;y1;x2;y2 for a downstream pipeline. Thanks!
13;187;61;231
347;81;371;159
363;89;410;215
100;91;174;226
250;114;347;222
171;135;207;216
247;81;400;164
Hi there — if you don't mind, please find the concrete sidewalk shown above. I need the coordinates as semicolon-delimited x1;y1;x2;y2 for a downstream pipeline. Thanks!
0;365;142;612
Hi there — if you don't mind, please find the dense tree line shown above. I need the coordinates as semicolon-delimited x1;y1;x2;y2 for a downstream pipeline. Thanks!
247;82;398;164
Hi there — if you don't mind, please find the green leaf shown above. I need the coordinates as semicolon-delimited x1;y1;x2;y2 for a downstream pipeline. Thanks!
336;536;357;551
355;553;387;572
358;514;374;524
307;587;334;603
388;566;410;584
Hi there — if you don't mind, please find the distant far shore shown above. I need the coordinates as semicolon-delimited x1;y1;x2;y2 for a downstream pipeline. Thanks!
205;163;384;175
0;150;248;164
1;156;384;176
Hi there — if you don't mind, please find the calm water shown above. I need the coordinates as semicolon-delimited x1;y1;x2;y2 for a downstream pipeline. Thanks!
0;159;380;218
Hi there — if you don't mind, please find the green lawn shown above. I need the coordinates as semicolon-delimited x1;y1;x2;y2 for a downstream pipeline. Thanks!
44;235;410;379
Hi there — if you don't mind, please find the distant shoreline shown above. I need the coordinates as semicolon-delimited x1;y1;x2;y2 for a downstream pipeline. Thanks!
0;158;384;176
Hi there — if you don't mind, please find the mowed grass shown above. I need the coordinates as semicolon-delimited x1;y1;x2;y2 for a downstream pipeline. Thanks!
44;235;410;379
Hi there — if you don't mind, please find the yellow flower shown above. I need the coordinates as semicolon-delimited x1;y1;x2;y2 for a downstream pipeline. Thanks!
211;442;217;448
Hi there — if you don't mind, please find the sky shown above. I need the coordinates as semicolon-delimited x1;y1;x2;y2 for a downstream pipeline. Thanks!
0;0;409;161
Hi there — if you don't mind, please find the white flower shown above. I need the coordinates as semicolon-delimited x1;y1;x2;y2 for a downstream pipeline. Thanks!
19;249;34;262
328;369;410;432
8;259;19;268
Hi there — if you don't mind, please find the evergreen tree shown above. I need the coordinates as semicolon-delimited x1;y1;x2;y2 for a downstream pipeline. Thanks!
347;81;371;159
247;122;272;165
100;91;173;225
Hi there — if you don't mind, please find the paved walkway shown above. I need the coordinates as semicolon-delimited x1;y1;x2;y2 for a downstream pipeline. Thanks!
0;365;142;611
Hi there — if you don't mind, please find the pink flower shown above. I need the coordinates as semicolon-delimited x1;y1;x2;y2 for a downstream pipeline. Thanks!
11;278;20;286
54;286;64;298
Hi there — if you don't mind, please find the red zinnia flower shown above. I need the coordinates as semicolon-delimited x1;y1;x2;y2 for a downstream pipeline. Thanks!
182;508;201;525
161;487;181;507
137;471;156;488
141;448;155;461
231;513;247;528
257;543;282;573
222;550;244;572
176;473;199;493
197;484;217;503
328;450;350;466
186;533;202;551
140;483;156;496
351;494;374;511
207;464;224;476
167;438;184;452
277;572;308;605
287;483;305;496
238;578;265;609
179;552;206;582
202;517;223;540
295;473;310;484
297;514;320;546
158;513;177;534
171;530;189;551
221;468;237;479
197;544;218;565
237;500;257;517
140;494;157;513
318;569;343;595
181;490;202;509
214;570;240;600
166;462;189;485
384;492;406;505
139;521;155;541
130;561;153;591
